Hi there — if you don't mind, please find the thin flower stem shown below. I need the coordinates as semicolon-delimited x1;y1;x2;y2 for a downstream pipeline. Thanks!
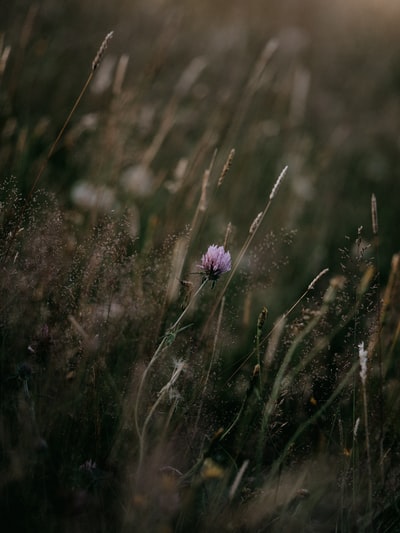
137;362;185;476
169;278;208;332
134;281;207;476
134;279;208;445
192;296;225;438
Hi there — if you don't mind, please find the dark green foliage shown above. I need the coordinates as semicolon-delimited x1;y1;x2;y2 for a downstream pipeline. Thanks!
1;1;400;531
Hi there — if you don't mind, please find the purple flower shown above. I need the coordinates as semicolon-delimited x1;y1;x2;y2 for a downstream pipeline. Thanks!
199;245;231;284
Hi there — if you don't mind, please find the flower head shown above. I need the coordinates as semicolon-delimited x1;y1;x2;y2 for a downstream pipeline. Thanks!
199;245;231;284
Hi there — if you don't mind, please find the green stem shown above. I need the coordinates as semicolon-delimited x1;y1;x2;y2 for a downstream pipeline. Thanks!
134;279;208;467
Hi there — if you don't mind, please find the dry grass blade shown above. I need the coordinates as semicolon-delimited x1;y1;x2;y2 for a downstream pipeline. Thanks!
218;148;235;188
1;31;114;263
371;193;378;236
92;31;114;71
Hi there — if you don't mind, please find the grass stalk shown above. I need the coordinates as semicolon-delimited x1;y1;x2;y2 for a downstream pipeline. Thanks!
361;380;373;520
359;341;373;522
371;193;384;484
201;165;288;338
134;279;209;464
192;296;226;439
228;267;329;383
2;31;114;263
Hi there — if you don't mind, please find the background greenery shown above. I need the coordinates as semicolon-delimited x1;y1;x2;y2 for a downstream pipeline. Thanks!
1;0;400;531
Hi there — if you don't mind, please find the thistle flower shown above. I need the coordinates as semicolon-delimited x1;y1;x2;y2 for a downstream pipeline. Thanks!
199;245;231;285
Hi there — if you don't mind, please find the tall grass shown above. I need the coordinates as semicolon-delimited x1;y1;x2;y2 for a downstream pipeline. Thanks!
1;4;400;532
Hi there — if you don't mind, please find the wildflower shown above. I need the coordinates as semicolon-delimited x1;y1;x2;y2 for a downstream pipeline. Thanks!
199;245;231;285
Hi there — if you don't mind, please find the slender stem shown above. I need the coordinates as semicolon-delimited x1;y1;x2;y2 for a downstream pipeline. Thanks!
192;296;225;439
134;279;208;447
362;382;373;519
137;362;185;476
371;194;384;484
169;278;208;332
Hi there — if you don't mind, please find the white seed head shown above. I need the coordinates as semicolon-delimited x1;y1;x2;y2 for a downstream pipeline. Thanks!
358;341;368;385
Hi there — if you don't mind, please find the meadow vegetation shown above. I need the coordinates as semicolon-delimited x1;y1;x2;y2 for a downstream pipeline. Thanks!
1;1;400;531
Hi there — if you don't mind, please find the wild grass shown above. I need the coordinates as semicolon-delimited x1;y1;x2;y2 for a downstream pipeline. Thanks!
1;2;400;532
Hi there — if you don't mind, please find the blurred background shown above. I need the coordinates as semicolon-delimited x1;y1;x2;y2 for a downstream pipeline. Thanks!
1;2;400;530
1;0;400;312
